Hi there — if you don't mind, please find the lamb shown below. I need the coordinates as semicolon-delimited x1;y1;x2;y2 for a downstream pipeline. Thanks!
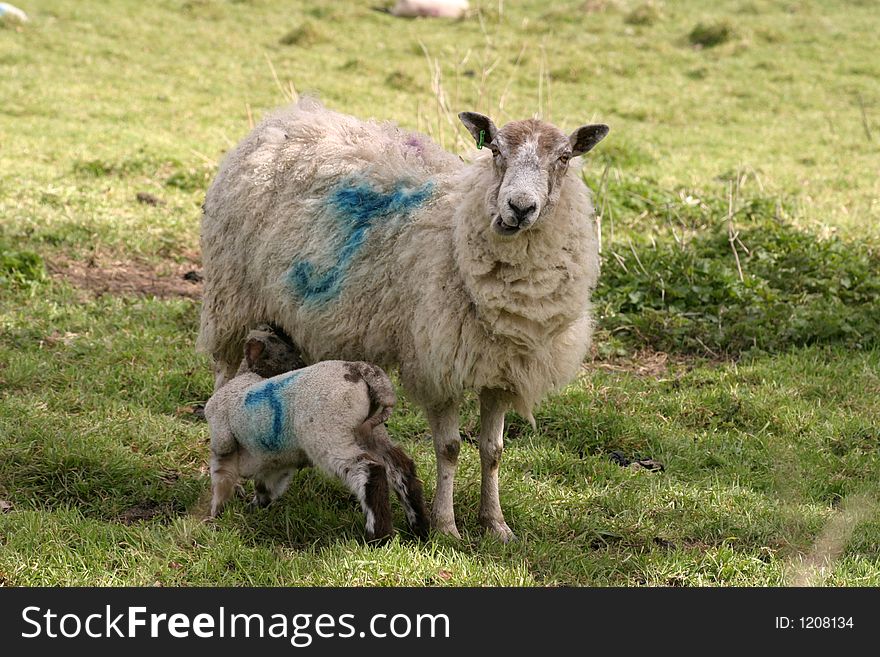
205;325;429;542
198;98;608;541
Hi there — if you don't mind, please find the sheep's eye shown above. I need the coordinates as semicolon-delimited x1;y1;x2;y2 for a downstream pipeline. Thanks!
558;153;571;165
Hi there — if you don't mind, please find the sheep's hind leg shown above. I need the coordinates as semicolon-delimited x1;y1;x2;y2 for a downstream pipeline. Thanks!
478;390;515;542
338;456;393;542
370;425;430;539
427;403;462;539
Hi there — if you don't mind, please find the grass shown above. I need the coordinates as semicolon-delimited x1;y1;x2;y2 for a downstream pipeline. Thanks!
688;20;736;48
592;181;880;356
1;0;879;586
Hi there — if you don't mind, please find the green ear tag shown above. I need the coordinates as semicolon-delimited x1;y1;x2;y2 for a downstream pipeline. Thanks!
477;129;486;150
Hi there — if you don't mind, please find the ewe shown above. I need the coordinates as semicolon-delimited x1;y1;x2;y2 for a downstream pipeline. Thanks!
199;99;608;540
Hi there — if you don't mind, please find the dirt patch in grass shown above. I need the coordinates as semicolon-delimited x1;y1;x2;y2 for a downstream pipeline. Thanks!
587;349;673;377
48;254;203;300
585;348;710;378
117;500;176;525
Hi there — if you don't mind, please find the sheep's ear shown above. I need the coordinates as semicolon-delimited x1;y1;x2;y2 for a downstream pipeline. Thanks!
459;112;498;150
244;338;266;369
569;124;610;157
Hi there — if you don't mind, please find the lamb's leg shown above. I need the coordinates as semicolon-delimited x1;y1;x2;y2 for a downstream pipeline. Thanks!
210;449;240;518
369;425;430;539
335;456;393;542
361;460;394;542
252;468;296;508
478;390;515;542
427;403;462;539
251;449;308;507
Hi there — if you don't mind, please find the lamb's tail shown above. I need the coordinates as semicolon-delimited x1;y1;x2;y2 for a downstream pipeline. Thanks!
348;362;397;431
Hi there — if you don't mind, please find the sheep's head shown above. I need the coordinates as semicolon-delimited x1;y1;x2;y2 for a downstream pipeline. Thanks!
242;324;306;378
459;112;609;236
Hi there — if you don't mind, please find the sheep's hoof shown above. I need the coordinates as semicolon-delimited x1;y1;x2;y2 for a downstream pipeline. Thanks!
480;518;517;543
366;531;393;546
431;516;462;540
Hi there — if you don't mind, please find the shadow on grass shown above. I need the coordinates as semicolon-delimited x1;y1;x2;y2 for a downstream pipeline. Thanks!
2;445;202;523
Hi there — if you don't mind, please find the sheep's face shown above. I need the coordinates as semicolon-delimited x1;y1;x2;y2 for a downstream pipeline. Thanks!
459;113;609;237
241;324;306;378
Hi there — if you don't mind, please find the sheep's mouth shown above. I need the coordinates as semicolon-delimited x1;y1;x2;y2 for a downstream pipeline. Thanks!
492;215;524;236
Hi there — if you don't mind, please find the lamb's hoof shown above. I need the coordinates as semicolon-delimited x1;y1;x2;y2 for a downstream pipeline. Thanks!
248;495;271;510
480;518;517;543
431;516;462;540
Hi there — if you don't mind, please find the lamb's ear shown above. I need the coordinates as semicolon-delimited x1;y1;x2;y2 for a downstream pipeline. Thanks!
459;112;498;150
569;124;610;157
244;338;266;369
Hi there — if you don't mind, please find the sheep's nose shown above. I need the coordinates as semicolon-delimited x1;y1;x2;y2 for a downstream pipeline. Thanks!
507;199;537;223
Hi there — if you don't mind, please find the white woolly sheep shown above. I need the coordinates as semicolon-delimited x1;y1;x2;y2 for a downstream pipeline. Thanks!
0;3;29;23
206;325;429;541
198;99;608;541
390;0;469;19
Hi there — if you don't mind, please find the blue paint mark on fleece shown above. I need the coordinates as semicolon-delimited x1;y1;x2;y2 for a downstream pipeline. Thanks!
288;179;434;303
243;371;301;452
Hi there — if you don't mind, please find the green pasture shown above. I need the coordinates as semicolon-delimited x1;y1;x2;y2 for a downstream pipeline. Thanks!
1;0;878;585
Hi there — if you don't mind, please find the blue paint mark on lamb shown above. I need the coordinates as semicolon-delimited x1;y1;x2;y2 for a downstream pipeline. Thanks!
288;179;434;303
243;371;302;452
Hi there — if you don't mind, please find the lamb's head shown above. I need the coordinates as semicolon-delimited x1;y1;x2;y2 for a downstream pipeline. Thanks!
459;112;609;236
239;324;306;378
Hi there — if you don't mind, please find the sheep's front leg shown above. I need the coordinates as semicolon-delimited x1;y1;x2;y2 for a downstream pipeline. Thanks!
427;404;461;539
478;390;515;542
252;468;296;508
208;416;240;518
210;450;240;518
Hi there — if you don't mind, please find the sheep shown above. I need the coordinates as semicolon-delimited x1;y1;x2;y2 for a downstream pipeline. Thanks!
389;0;469;19
206;324;430;542
0;3;29;24
198;98;608;541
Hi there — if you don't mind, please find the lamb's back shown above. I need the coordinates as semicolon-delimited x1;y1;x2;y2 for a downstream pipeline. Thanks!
225;363;372;457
